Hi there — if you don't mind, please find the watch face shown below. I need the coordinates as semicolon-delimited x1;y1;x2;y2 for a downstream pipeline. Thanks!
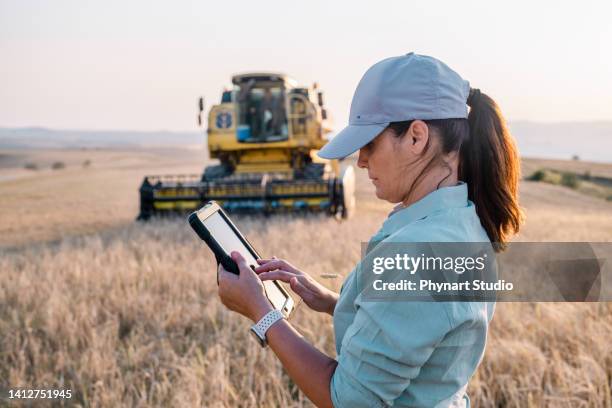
250;327;266;347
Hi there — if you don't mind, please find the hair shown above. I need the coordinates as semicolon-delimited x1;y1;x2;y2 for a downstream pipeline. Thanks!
387;89;524;252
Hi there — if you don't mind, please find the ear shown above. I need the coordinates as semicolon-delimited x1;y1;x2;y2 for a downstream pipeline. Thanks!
405;120;430;155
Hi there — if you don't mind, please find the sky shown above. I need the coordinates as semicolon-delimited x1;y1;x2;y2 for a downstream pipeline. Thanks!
1;0;611;132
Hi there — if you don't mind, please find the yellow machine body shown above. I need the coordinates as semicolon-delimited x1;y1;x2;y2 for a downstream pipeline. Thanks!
138;72;354;219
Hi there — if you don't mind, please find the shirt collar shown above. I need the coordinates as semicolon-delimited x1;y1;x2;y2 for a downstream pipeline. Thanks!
381;181;469;235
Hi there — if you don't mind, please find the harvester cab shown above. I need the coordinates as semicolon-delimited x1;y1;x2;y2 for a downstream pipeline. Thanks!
138;73;355;220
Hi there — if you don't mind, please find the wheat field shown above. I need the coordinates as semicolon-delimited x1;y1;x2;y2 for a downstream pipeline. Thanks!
1;148;611;407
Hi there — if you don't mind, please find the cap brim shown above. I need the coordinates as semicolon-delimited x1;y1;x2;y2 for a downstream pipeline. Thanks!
317;122;387;159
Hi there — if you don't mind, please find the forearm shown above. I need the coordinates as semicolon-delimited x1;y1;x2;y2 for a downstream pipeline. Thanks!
224;255;339;407
266;318;337;408
325;291;340;316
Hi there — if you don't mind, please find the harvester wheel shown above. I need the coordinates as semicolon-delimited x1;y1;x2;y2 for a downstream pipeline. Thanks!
295;163;325;180
337;165;356;219
202;164;231;181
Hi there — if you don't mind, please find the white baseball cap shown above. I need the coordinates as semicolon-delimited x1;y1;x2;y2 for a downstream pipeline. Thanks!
317;52;470;159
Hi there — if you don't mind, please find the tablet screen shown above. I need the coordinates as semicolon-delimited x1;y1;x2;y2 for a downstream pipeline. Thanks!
202;212;289;310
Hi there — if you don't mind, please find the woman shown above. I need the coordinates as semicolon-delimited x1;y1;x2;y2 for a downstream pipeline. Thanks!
217;53;523;407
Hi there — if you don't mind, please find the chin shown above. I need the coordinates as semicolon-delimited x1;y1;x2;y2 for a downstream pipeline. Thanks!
374;187;386;201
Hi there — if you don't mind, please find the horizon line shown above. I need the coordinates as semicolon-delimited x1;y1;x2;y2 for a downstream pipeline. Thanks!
2;118;612;134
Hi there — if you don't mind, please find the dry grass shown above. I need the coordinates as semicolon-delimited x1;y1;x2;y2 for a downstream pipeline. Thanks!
0;148;204;247
0;217;375;407
1;149;611;407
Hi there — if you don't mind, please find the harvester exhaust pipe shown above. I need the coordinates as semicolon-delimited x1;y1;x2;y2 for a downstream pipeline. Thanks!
197;96;205;127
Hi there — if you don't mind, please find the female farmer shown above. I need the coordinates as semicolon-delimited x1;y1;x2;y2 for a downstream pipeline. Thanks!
216;52;522;407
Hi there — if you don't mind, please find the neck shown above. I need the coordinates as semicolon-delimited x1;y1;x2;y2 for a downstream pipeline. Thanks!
400;165;459;208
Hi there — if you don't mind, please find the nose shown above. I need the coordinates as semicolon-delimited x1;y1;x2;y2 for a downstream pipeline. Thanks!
357;148;368;169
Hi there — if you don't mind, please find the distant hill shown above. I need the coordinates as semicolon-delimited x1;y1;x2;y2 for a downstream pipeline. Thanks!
0;127;202;149
509;121;612;163
0;122;610;163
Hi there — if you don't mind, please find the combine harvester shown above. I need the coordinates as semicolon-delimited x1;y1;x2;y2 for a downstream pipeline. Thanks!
138;73;355;220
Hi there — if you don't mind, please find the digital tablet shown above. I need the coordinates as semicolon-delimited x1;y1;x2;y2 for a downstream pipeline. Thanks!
188;201;296;317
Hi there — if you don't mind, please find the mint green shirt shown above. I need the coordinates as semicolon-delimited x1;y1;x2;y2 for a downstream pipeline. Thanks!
330;182;495;408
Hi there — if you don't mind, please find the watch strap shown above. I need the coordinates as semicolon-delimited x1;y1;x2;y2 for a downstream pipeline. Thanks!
251;309;284;345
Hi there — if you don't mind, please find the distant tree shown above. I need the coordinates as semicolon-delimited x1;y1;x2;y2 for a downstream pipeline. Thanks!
82;159;91;168
52;161;66;170
24;163;38;170
572;154;580;161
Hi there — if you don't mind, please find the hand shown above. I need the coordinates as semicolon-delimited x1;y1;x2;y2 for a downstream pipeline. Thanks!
217;251;274;322
254;258;339;316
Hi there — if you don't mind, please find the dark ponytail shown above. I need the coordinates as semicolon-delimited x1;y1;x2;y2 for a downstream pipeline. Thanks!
388;89;523;252
460;88;523;251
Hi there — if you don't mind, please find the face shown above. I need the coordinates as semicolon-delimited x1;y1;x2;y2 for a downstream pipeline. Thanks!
357;121;432;203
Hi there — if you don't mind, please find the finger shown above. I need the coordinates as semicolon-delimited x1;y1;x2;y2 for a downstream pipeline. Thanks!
297;275;321;292
257;255;278;263
290;277;314;302
231;251;247;265
255;257;278;265
253;260;279;272
230;251;252;274
258;270;299;283
254;259;295;273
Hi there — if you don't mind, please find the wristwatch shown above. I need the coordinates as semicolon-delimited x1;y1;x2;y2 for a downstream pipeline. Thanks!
250;309;284;347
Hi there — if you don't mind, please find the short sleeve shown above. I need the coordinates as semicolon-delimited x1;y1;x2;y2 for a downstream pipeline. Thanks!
330;299;452;408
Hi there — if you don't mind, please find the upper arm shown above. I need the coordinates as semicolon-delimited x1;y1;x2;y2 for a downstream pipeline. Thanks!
330;300;452;407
